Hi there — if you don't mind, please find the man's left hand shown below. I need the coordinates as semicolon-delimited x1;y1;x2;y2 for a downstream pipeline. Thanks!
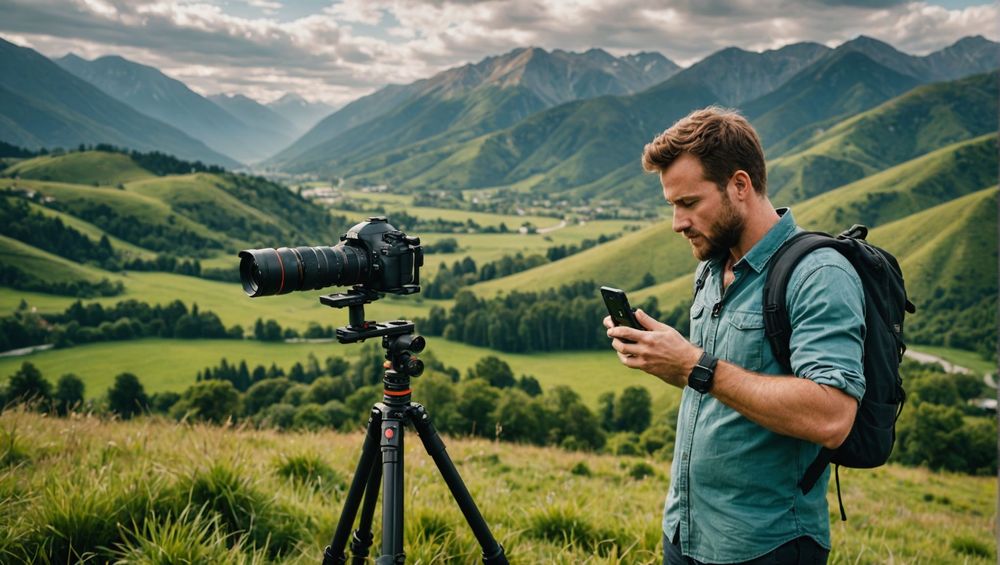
604;309;702;389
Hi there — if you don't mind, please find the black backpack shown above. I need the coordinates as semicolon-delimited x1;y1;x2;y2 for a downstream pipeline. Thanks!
766;224;917;520
694;224;916;520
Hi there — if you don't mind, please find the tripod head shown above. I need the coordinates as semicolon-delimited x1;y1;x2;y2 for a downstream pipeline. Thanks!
321;287;425;398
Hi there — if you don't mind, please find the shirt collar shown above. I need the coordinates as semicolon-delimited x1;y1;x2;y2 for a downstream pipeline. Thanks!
736;207;797;274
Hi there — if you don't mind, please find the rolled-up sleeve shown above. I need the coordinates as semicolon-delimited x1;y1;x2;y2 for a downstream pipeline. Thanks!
785;251;866;402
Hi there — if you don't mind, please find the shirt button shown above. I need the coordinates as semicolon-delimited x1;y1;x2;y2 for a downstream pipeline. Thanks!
682;452;689;461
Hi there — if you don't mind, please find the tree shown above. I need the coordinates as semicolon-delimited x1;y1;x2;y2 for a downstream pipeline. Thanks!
469;356;515;388
244;378;293;415
170;381;240;424
108;373;149;419
54;374;85;416
6;362;51;405
614;386;652;433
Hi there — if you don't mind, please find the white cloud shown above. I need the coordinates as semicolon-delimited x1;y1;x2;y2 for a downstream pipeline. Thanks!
0;0;994;105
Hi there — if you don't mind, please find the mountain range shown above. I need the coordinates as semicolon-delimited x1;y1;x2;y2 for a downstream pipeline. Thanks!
0;38;239;167
270;35;998;204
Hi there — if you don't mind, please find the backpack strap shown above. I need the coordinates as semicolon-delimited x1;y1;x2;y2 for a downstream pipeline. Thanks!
763;230;850;499
692;261;710;298
762;231;840;371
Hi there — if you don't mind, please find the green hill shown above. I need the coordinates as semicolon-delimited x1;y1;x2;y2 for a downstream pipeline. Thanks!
471;220;696;297
868;187;998;355
0;234;112;286
1;151;154;185
790;134;998;231
0;178;230;255
767;72;998;202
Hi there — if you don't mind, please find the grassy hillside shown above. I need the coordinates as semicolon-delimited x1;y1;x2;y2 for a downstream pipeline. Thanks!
12;197;155;261
0;178;230;255
767;72;998;202
0;412;994;563
471;221;696;297
0;235;110;286
790;134;997;231
1;151;154;185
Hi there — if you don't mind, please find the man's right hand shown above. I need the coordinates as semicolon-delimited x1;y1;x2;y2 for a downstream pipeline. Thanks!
605;309;701;389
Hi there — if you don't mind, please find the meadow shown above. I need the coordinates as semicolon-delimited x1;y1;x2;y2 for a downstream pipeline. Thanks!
0;410;995;564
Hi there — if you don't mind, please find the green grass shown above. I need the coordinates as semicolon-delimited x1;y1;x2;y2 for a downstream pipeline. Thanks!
0;337;662;407
0;411;995;563
0;235;108;285
1;151;154;185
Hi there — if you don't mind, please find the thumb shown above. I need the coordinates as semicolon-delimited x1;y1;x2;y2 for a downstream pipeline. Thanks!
635;309;670;331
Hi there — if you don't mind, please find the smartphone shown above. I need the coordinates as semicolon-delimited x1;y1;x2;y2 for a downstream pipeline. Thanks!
601;286;643;342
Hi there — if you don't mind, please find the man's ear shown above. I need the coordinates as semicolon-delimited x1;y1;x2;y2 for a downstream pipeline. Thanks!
731;170;752;200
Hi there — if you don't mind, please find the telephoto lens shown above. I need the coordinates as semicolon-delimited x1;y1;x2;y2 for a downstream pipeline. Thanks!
239;244;369;297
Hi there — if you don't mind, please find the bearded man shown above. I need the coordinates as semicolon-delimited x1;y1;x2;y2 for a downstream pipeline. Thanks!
604;107;866;565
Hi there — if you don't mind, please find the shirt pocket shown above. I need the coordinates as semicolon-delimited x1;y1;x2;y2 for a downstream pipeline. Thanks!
724;310;765;372
689;303;706;347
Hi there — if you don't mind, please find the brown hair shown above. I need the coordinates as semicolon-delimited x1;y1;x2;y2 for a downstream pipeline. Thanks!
641;106;767;195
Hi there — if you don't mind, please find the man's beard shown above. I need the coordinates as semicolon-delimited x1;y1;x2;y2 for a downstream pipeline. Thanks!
688;194;744;262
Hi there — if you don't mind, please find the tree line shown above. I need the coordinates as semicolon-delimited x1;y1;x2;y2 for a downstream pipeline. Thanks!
0;298;341;353
421;234;623;299
417;282;672;353
0;351;624;452
2;354;993;474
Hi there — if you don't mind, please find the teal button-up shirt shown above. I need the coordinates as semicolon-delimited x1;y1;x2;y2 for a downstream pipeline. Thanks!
663;208;866;563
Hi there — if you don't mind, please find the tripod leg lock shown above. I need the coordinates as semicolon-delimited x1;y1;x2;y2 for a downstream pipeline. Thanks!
482;545;509;565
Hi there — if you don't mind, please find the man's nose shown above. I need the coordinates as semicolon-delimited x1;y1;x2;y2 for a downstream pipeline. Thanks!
672;209;689;233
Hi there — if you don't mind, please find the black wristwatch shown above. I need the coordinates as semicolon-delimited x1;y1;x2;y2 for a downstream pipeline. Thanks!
688;351;719;394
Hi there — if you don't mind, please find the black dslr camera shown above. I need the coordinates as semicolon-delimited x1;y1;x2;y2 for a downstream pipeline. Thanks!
238;216;422;298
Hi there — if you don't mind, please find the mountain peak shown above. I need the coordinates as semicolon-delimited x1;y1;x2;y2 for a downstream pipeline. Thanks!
838;35;899;53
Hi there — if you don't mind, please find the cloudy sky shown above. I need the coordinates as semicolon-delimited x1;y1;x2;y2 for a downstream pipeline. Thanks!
0;0;996;107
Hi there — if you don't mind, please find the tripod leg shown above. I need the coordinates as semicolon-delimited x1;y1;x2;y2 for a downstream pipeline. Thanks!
349;462;382;565
324;407;383;565
409;404;509;565
377;406;406;565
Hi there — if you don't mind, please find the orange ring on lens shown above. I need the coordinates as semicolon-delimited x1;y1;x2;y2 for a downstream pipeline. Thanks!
384;389;411;397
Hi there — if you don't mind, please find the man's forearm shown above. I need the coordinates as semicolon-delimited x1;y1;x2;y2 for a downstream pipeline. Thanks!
709;360;857;449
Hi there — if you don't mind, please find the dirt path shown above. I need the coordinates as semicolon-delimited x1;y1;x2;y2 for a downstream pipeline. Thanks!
905;349;997;389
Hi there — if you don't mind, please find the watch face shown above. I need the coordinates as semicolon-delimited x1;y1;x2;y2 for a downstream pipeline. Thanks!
689;364;713;393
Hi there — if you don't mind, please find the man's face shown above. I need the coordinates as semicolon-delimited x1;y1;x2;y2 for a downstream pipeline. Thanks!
660;153;745;262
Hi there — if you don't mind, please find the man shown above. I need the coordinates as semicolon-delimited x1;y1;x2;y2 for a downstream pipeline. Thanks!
604;107;866;565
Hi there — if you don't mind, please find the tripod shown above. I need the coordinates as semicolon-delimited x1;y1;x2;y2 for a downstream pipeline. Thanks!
320;290;508;565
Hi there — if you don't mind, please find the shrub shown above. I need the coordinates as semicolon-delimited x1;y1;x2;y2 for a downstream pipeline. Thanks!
0;427;29;468
525;504;597;547
569;462;591;476
628;461;657;481
170;381;240;424
951;535;994;559
275;453;344;492
108;372;149;419
112;507;264;564
173;462;304;557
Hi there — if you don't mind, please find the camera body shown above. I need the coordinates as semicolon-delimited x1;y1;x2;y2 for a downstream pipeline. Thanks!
344;217;422;294
239;216;422;298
